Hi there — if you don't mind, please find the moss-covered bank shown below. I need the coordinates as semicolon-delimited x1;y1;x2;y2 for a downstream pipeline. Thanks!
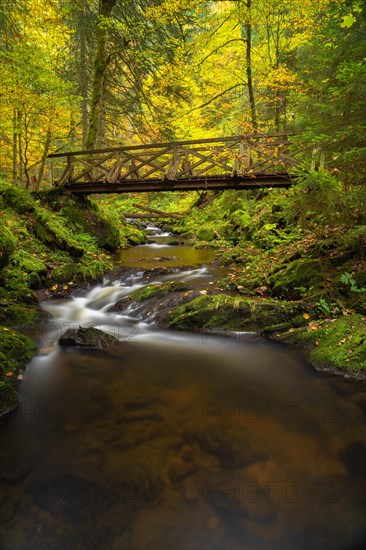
136;184;365;377
274;314;366;376
0;179;145;415
130;281;191;302
154;287;364;377
162;293;307;333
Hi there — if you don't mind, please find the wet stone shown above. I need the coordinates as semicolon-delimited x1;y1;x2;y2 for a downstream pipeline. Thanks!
59;327;120;350
167;457;195;485
190;425;266;470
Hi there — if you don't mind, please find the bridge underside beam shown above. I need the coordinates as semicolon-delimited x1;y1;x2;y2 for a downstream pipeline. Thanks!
64;174;295;194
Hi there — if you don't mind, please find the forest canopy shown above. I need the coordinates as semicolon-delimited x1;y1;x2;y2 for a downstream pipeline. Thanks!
0;0;365;189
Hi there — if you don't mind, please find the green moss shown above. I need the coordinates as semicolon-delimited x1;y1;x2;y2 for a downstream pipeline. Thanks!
0;226;16;268
130;281;191;302
164;293;307;332
12;250;47;276
123;225;147;245
0;298;39;326
279;315;366;374
0;381;18;416
270;258;330;298
0;326;37;378
2;185;35;213
34;206;84;257
197;227;215;241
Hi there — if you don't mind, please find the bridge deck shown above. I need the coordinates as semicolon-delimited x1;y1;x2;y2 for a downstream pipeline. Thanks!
48;133;301;194
64;174;293;194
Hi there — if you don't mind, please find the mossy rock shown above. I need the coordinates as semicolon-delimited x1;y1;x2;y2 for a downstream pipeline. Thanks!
12;250;47;276
60;203;121;250
0;300;39;326
0;327;37;377
130;281;191;302
34;206;84;257
3;186;35;213
0;267;33;295
270;258;331;299
0;381;18;416
278;314;366;375
124;226;147;245
163;293;307;333
0;226;17;268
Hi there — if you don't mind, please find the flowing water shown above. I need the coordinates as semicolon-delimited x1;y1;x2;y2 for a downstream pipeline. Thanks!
1;226;365;550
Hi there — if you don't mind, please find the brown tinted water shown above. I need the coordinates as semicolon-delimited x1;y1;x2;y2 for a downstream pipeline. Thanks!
1;232;365;550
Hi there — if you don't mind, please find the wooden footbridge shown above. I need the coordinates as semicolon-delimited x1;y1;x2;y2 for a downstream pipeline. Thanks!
48;133;302;194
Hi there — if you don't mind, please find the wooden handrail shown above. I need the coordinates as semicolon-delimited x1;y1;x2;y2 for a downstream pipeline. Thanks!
48;132;301;159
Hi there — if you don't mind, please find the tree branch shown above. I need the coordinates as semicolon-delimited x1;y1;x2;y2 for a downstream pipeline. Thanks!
197;38;246;67
176;83;247;118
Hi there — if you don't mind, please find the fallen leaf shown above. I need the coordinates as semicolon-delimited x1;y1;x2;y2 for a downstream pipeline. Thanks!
303;313;310;319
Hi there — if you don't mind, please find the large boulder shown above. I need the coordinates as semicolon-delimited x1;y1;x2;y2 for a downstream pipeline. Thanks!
59;327;120;350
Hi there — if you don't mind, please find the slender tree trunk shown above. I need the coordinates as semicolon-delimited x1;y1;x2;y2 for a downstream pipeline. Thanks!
245;0;257;130
70;110;76;150
274;89;280;131
18;110;23;186
12;108;18;183
78;0;89;148
85;0;117;150
23;115;30;189
36;126;52;190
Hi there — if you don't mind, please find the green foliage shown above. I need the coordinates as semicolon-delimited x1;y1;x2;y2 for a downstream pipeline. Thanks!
3;185;36;213
339;226;366;256
34;206;84;254
315;298;340;317
0;226;16;268
0;326;36;378
293;1;366;186
340;272;366;293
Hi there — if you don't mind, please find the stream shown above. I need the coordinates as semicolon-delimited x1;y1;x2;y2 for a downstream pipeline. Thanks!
0;225;365;550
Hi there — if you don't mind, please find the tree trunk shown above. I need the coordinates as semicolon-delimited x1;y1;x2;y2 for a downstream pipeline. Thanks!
78;0;89;148
244;0;257;130
12;108;18;183
275;89;280;131
18;110;23;186
36;126;52;190
85;0;117;150
23;115;31;189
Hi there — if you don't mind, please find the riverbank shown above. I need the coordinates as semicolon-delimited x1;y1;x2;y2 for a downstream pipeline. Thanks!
155;289;366;378
0;180;146;415
113;187;366;378
1;182;365;416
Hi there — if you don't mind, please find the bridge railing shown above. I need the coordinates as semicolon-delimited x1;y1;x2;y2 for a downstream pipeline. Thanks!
48;133;302;186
